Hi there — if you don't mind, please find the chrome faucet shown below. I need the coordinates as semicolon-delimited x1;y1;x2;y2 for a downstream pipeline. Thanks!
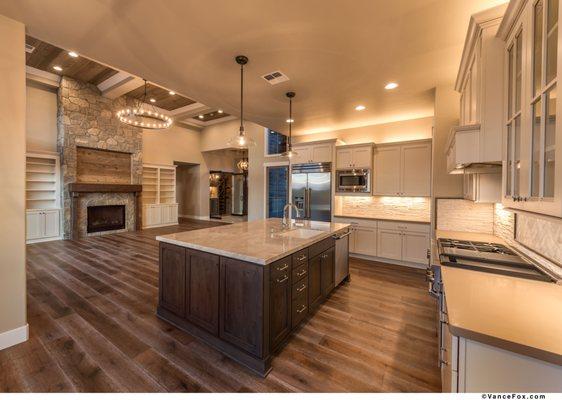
282;203;300;229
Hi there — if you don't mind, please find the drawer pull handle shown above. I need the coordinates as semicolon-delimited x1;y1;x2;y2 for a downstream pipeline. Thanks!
297;255;307;261
297;283;306;292
296;305;307;314
276;275;288;283
277;264;289;272
296;270;307;277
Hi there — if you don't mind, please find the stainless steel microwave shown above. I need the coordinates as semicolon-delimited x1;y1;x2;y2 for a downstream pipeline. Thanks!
336;169;371;193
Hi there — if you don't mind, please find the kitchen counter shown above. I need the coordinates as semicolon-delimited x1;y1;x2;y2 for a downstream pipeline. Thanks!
334;214;431;224
433;230;562;366
157;218;349;265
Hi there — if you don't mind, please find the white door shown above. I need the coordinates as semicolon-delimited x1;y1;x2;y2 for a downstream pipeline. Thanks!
292;146;312;164
336;148;353;169
43;209;60;238
401;143;431;196
374;146;401;195
353;226;377;256
311;144;332;163
352;147;372;169
402;232;429;264
26;211;43;240
377;229;403;260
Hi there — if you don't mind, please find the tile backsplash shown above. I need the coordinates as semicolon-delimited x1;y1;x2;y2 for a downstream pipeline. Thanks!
436;199;495;234
334;196;431;222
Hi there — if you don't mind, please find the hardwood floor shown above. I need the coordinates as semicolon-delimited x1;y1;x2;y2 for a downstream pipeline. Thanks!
0;219;441;392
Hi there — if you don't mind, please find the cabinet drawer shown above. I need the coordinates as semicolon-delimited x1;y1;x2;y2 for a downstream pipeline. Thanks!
378;220;430;233
292;248;308;266
271;256;291;281
292;278;308;300
292;289;308;328
292;263;308;282
309;237;335;258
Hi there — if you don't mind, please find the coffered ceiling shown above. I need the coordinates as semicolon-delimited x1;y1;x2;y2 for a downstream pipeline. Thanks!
3;0;508;135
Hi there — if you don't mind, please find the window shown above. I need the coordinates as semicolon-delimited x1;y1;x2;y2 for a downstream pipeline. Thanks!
266;165;289;218
265;128;287;156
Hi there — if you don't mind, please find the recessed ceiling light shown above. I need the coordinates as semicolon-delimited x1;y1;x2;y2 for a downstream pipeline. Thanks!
149;98;156;103
198;114;204;119
68;51;79;58
385;82;399;90
355;105;366;111
169;91;175;95
53;65;62;71
218;109;223;114
286;118;294;123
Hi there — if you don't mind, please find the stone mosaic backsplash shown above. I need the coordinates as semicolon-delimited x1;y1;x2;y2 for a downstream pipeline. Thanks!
436;199;494;234
334;195;431;222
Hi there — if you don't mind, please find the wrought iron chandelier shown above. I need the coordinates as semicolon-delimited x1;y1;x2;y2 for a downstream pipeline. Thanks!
116;79;173;130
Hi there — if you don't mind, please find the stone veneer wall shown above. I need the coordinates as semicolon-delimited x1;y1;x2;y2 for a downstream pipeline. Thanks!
436;198;495;234
57;77;143;238
334;196;431;222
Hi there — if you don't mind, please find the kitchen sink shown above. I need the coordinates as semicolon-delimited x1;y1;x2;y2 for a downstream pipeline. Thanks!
278;228;325;239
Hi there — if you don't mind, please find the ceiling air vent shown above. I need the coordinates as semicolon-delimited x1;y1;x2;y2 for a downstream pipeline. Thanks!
261;71;289;85
25;43;35;54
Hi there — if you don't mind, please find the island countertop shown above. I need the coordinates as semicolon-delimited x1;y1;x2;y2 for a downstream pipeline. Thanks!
156;218;350;265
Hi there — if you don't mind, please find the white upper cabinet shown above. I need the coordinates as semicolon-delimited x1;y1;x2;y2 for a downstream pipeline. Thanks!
293;141;334;164
449;4;507;172
374;140;432;197
498;0;562;217
336;144;373;169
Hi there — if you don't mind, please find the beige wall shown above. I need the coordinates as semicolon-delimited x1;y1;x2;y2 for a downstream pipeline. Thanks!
293;117;433;145
432;86;463;198
26;82;58;153
176;164;201;217
0;15;27;338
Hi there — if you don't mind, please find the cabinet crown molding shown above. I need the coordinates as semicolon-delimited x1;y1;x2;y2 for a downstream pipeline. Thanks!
496;0;527;41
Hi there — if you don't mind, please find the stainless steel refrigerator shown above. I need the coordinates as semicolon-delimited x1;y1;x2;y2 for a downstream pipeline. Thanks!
291;163;332;222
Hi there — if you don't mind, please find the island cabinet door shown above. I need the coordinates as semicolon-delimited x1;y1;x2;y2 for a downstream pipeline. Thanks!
185;249;220;335
308;254;323;311
159;243;187;317
269;258;291;349
219;257;265;358
320;247;335;297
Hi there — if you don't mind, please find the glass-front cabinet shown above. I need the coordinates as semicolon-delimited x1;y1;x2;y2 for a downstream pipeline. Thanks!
499;0;562;217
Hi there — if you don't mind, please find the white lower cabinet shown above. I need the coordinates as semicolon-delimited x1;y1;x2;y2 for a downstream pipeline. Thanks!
334;217;430;266
142;203;178;228
26;209;61;243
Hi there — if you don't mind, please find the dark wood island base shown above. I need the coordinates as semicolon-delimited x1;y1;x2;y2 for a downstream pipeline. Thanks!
156;236;347;377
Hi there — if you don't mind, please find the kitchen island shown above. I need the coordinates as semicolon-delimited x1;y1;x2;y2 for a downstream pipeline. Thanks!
156;218;350;376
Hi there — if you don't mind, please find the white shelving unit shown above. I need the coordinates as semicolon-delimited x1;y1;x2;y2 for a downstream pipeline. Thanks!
25;153;62;243
142;164;178;228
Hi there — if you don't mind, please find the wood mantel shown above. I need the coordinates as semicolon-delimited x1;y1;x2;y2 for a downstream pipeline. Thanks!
68;183;143;239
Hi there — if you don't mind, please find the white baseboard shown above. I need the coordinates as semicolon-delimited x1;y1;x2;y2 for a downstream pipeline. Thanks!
179;214;210;221
26;236;62;244
350;253;426;269
0;324;29;351
142;222;179;229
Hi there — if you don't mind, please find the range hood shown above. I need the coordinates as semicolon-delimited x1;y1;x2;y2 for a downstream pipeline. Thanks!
446;124;502;174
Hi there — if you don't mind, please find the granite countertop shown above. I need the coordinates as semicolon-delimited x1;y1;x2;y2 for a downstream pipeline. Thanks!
334;214;431;224
433;230;562;366
156;218;350;265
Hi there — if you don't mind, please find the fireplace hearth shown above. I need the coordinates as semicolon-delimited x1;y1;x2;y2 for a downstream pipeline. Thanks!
87;205;126;233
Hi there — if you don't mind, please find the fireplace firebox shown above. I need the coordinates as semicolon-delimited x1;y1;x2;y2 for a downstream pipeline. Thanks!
87;205;126;233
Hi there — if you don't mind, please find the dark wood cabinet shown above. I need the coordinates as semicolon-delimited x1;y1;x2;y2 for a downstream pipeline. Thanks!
270;268;291;349
308;254;323;310
321;247;335;297
219;257;264;357
159;243;186;317
186;250;220;335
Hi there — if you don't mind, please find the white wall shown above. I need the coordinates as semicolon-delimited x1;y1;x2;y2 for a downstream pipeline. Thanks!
26;82;58;153
0;14;27;345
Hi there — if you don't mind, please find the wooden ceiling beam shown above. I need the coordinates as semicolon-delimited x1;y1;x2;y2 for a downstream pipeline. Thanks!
98;71;144;99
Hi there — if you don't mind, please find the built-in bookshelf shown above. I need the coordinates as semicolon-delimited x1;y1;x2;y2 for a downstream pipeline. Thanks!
26;153;60;210
142;165;159;205
142;164;178;228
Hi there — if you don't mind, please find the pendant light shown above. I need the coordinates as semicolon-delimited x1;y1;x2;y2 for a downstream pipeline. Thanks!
281;91;297;158
227;55;256;148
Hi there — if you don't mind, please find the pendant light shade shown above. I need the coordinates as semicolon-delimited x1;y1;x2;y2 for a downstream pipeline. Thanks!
227;55;256;149
281;91;297;158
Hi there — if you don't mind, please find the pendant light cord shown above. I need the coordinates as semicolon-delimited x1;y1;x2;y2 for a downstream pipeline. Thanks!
240;63;244;135
288;97;292;149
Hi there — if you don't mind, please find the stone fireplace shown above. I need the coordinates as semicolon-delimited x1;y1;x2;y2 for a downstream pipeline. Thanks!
57;77;143;238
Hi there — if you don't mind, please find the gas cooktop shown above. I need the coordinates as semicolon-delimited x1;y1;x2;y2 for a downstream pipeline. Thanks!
437;238;555;282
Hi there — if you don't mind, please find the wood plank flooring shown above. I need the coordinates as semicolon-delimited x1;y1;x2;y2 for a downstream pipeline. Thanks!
0;219;441;392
